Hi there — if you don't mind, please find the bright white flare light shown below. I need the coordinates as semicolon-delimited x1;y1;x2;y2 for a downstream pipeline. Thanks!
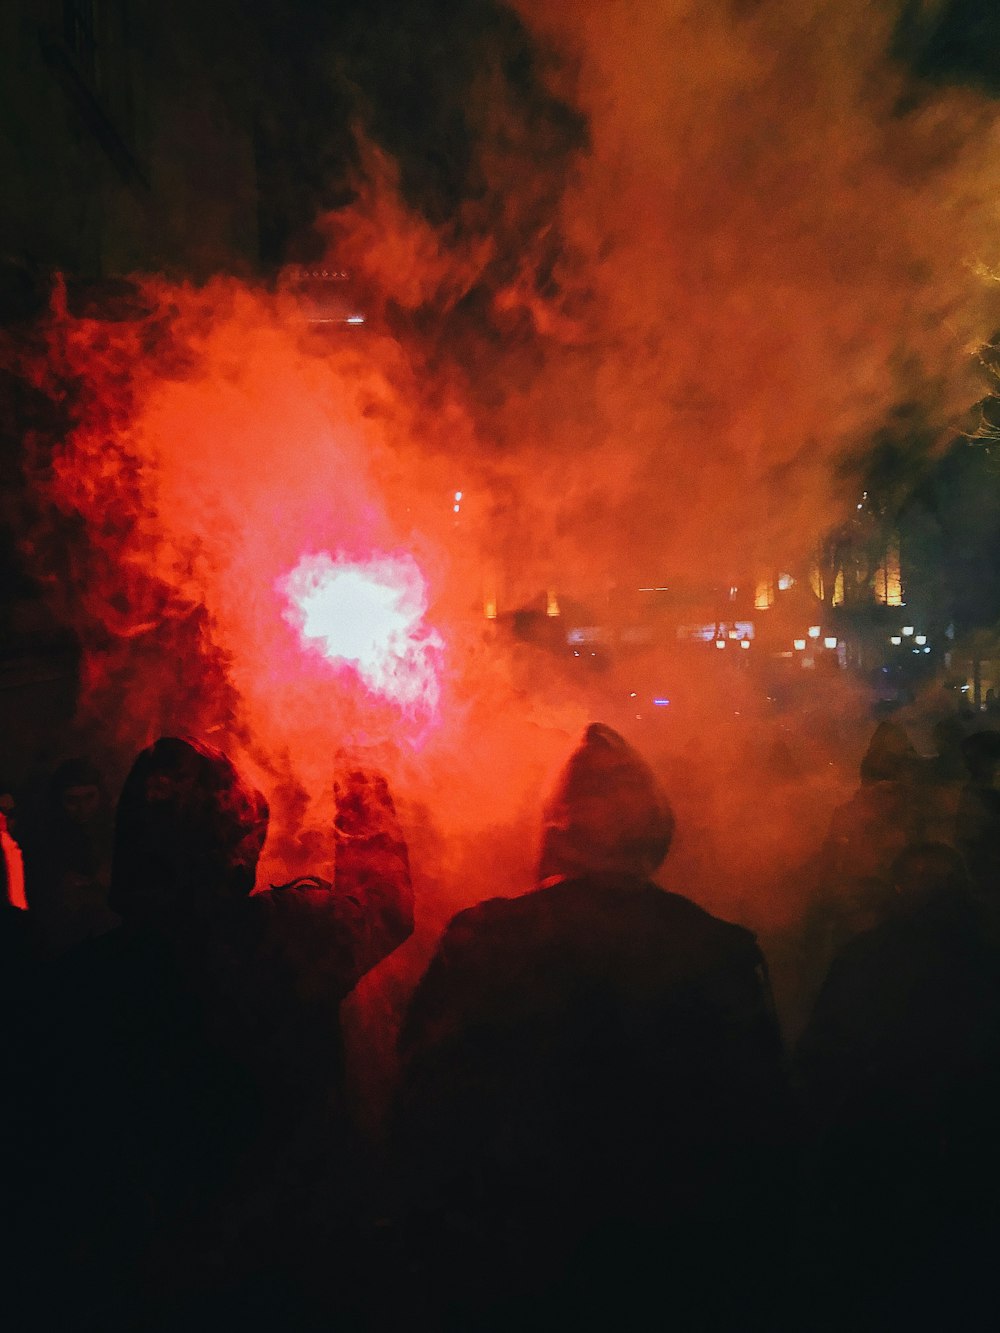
281;552;441;711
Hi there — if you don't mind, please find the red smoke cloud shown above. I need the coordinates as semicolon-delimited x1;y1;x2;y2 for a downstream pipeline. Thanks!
20;276;582;903
14;0;1000;955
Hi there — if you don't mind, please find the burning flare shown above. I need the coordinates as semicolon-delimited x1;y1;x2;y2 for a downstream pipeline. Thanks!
281;551;441;713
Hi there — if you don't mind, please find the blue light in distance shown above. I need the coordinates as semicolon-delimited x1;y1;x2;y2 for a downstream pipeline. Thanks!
652;698;671;707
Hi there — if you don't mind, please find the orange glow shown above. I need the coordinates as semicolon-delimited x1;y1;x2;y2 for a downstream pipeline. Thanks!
754;579;773;610
809;563;824;602
18;0;1000;948
874;536;903;607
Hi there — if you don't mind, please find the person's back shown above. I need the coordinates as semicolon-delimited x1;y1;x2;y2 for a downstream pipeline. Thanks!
800;721;931;1028
822;721;929;889
794;843;1000;1328
24;737;414;1331
395;724;792;1331
955;730;1000;900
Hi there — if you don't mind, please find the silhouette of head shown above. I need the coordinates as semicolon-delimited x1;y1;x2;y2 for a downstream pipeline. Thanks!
960;730;1000;785
110;736;268;926
860;721;919;784
48;757;106;826
538;723;675;882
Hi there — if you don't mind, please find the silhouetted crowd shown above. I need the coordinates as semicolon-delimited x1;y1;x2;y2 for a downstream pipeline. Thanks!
2;719;1000;1331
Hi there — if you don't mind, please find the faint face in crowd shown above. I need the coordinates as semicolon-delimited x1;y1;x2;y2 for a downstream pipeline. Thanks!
61;783;102;825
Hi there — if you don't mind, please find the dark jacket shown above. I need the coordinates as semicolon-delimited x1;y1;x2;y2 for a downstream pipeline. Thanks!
394;725;792;1331
22;740;413;1331
400;872;788;1201
794;859;1000;1328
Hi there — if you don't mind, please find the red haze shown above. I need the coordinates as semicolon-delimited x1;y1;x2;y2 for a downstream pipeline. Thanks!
16;1;1000;954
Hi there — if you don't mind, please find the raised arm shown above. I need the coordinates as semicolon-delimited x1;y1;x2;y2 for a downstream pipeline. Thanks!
250;767;414;1002
332;766;414;979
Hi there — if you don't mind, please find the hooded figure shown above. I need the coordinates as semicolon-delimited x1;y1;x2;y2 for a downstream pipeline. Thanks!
108;736;267;924
23;736;413;1331
794;842;1000;1327
394;724;792;1333
536;721;674;882
808;720;936;983
824;721;926;881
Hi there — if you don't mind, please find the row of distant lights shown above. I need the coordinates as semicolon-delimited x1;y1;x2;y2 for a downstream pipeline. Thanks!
288;270;366;323
293;268;349;279
792;626;838;652
889;625;932;654
788;625;932;655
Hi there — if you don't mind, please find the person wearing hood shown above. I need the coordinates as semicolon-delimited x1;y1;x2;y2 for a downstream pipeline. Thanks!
794;842;1000;1329
822;720;930;888
797;720;937;1026
392;723;793;1333
21;735;413;1332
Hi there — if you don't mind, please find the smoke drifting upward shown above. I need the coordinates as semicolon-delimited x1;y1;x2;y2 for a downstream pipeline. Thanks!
426;0;1000;591
17;277;577;893
15;0;1000;937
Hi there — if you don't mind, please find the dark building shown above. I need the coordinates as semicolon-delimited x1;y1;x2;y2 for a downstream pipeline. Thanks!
0;3;278;770
0;1;260;288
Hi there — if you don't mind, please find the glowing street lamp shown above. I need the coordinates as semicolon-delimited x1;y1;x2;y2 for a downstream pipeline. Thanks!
793;639;806;651
808;626;821;639
890;635;902;645
902;626;914;636
915;635;927;646
823;637;837;650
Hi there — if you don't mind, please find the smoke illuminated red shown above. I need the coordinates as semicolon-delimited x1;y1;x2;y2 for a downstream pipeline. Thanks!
17;1;1000;960
281;551;441;713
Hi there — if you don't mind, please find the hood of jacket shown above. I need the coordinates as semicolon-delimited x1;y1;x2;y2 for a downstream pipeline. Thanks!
110;735;268;924
537;723;674;883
